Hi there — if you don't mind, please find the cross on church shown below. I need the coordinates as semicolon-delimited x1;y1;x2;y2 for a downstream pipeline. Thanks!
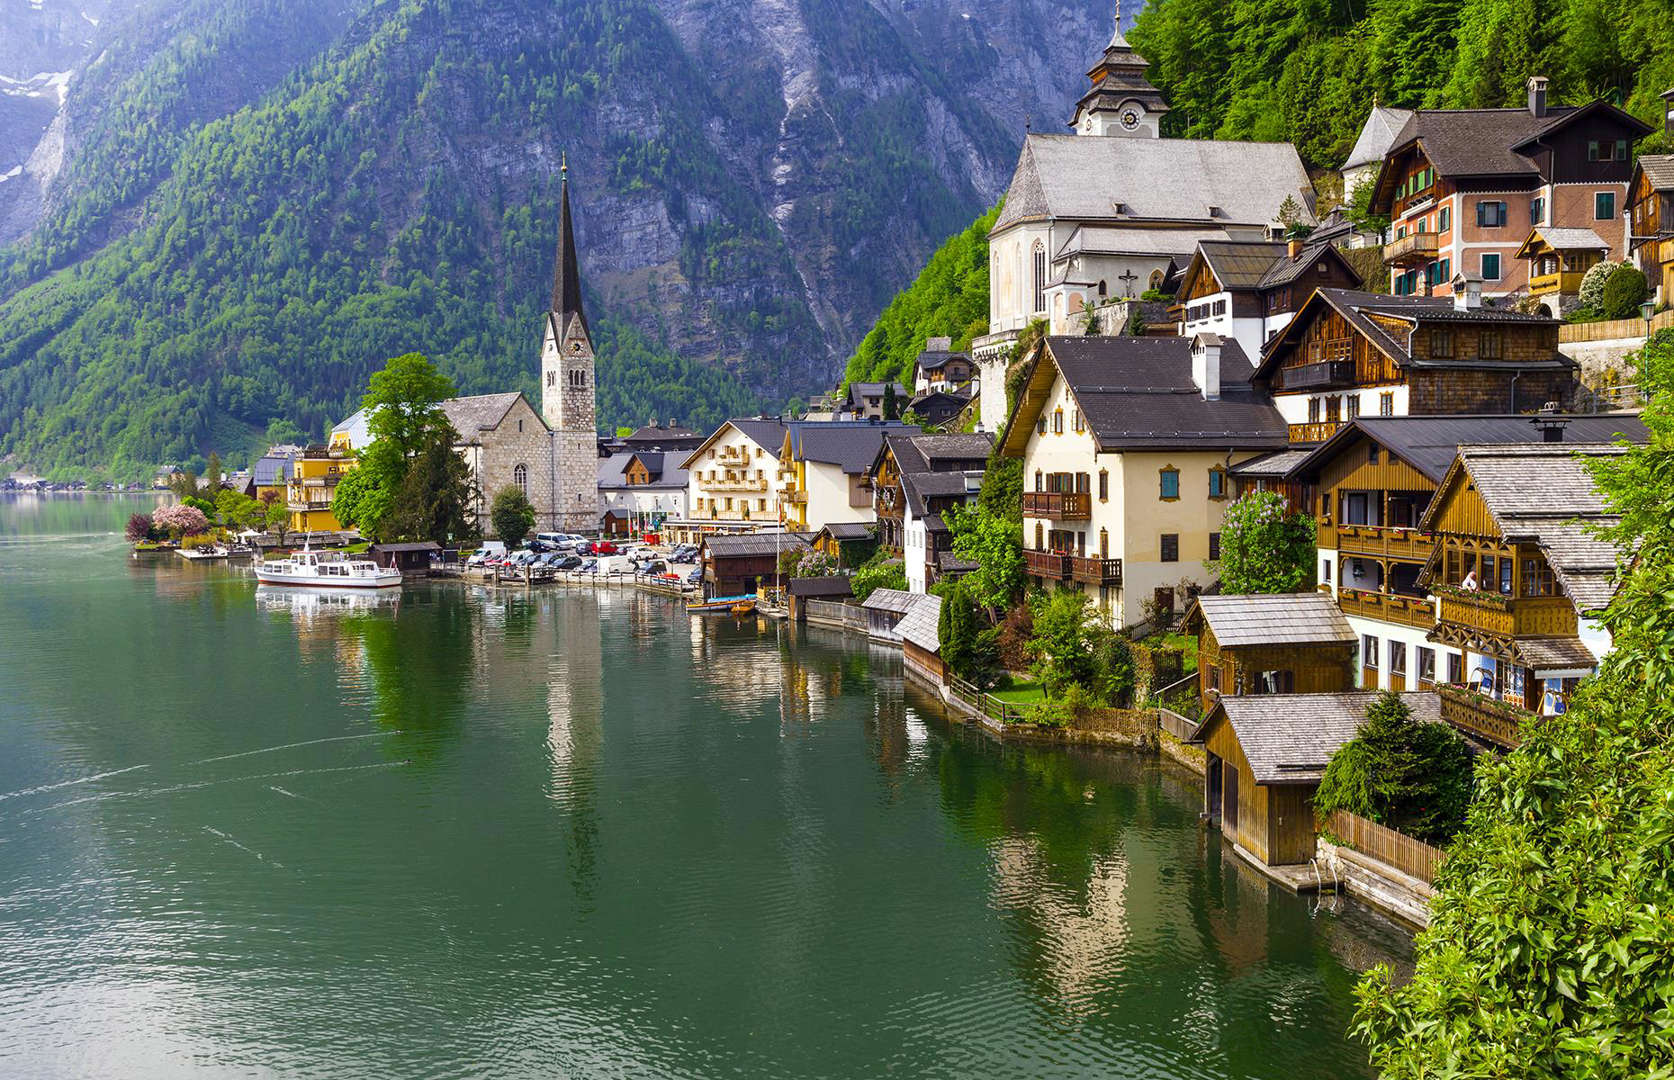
1118;269;1139;296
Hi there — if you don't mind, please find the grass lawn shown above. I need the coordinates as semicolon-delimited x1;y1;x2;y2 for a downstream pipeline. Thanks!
990;680;1046;705
1160;632;1198;673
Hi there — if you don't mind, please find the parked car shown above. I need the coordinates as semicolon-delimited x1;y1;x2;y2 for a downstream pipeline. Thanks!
637;559;668;577
593;540;619;556
555;555;583;570
579;558;598;573
685;567;703;585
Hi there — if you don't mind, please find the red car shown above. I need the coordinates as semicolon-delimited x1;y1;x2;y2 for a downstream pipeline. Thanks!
592;540;619;555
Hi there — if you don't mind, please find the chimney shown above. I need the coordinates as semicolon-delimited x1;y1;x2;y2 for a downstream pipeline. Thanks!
1532;402;1569;443
1528;75;1549;118
1191;333;1222;401
1287;236;1303;260
1453;274;1483;311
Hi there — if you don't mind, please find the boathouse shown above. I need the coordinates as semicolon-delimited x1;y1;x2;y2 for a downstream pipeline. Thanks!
786;576;854;622
370;541;440;576
700;532;807;598
897;593;945;685
1182;593;1358;713
861;588;919;643
1191;691;1441;868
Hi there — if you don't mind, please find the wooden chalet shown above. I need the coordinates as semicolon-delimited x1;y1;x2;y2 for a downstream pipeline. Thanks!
1515;227;1610;317
1172;237;1362;363
811;522;877;568
1253;287;1576;445
869;432;989;593
1192;691;1442;868
1182;593;1357;714
1416;442;1627;737
1628;105;1674;302
700;532;808;598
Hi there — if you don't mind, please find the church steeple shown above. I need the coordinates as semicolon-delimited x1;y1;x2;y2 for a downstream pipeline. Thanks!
1070;10;1169;137
550;156;589;339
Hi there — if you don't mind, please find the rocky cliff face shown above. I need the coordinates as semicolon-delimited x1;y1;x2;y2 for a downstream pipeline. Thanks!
0;0;1137;473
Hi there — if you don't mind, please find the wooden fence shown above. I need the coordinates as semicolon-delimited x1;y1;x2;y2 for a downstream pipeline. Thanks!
1558;308;1674;344
1327;809;1445;885
946;675;1033;725
1156;707;1198;742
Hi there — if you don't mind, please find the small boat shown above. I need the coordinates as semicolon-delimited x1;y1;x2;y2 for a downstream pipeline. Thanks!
686;593;756;614
176;545;232;561
254;549;401;589
729;600;756;616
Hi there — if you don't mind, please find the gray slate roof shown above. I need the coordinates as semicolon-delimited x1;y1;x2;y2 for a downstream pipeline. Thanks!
702;532;809;559
1438;444;1629;613
1055;225;1237;262
597;452;688;491
1288;415;1648;483
861;588;918;615
818;522;875;541
442;393;527;436
1531;227;1610;252
1384;103;1650;182
1229;448;1315;479
1196;692;1442;785
787;576;854;599
995;134;1315;233
251;454;295;487
790;422;919;474
896;594;943;654
1343;105;1415;171
1639;154;1674;193
1186;593;1356;648
1035;336;1288;452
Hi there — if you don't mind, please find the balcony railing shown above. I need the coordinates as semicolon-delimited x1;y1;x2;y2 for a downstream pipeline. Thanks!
1024;550;1073;581
782;489;808;504
1528;269;1587;296
1385;231;1439;266
1288;421;1342;444
1336;523;1435;563
1281;358;1356;390
1022;491;1091;520
1435;589;1578;639
1438;684;1530;749
706;477;768;492
1336;588;1436;630
1071;556;1122;585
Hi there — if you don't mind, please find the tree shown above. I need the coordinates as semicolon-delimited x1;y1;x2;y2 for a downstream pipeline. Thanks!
1027;588;1101;695
124;513;154;542
1313;690;1473;844
938;579;1002;687
1344;177;1390;235
331;441;399;539
882;382;900;421
261;493;290;542
1353;329;1674;1075
1601;264;1649;319
364;353;458;460
489;485;537;547
152;503;209;538
214;489;264;532
1090;629;1136;707
850;556;908;602
382;439;477;544
202;452;223;495
945;502;1023;617
265;417;306;447
1212;491;1315;594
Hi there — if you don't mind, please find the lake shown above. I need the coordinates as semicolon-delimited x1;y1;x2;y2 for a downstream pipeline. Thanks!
0;494;1410;1078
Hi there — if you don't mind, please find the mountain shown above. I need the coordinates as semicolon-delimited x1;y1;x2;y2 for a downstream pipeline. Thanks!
0;0;1131;477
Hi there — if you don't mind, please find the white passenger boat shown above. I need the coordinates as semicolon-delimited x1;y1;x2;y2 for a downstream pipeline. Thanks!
254;549;402;589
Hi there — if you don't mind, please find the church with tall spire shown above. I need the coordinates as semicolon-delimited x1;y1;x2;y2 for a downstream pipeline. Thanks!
540;159;602;531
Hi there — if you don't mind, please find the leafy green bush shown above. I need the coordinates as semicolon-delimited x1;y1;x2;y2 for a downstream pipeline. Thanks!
1601;263;1650;320
849;556;906;602
1027;588;1100;695
1029;683;1097;728
1213;491;1315;594
490;485;536;547
1313;690;1473;845
1578;259;1626;310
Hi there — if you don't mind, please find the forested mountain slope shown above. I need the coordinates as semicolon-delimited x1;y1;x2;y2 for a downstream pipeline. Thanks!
0;0;1122;477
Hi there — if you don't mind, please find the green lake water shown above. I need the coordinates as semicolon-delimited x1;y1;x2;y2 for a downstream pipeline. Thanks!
0;494;1410;1078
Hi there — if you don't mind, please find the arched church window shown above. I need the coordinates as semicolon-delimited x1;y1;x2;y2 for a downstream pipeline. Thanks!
1097;280;1108;298
514;463;528;495
1032;242;1047;315
1148;269;1165;292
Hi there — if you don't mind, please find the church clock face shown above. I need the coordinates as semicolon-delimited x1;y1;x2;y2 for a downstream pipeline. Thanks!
569;341;583;353
1121;109;1141;131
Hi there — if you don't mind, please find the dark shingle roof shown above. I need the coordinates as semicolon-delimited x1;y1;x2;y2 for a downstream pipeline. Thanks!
251;454;294;487
702;532;809;559
442;393;526;436
896;594;943;653
862;588;919;615
818;522;875;541
1036;337;1288;452
1185;593;1356;648
1194;692;1443;785
1197;241;1289;289
790;423;920;474
1288;415;1648;484
788;576;854;599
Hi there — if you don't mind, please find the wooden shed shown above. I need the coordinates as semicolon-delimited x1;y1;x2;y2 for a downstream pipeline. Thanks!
786;576;854;622
897;594;945;685
1182;593;1358;713
1191;691;1441;868
861;588;919;643
700;532;809;598
370;541;440;575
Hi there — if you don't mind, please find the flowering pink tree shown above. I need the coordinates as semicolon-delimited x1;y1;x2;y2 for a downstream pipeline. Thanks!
153;503;210;538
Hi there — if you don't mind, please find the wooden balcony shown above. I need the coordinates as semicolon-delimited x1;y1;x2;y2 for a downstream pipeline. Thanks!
1336;588;1436;630
1022;491;1091;521
1436;589;1578;639
1438;684;1530;749
1385;231;1439;266
1071;556;1122;585
1024;549;1073;581
1528;269;1586;296
1336;523;1436;563
782;489;808;504
1281;358;1356;390
1288;421;1342;444
707;477;768;492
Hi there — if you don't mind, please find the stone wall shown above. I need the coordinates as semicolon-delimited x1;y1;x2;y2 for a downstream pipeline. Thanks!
471;397;560;535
